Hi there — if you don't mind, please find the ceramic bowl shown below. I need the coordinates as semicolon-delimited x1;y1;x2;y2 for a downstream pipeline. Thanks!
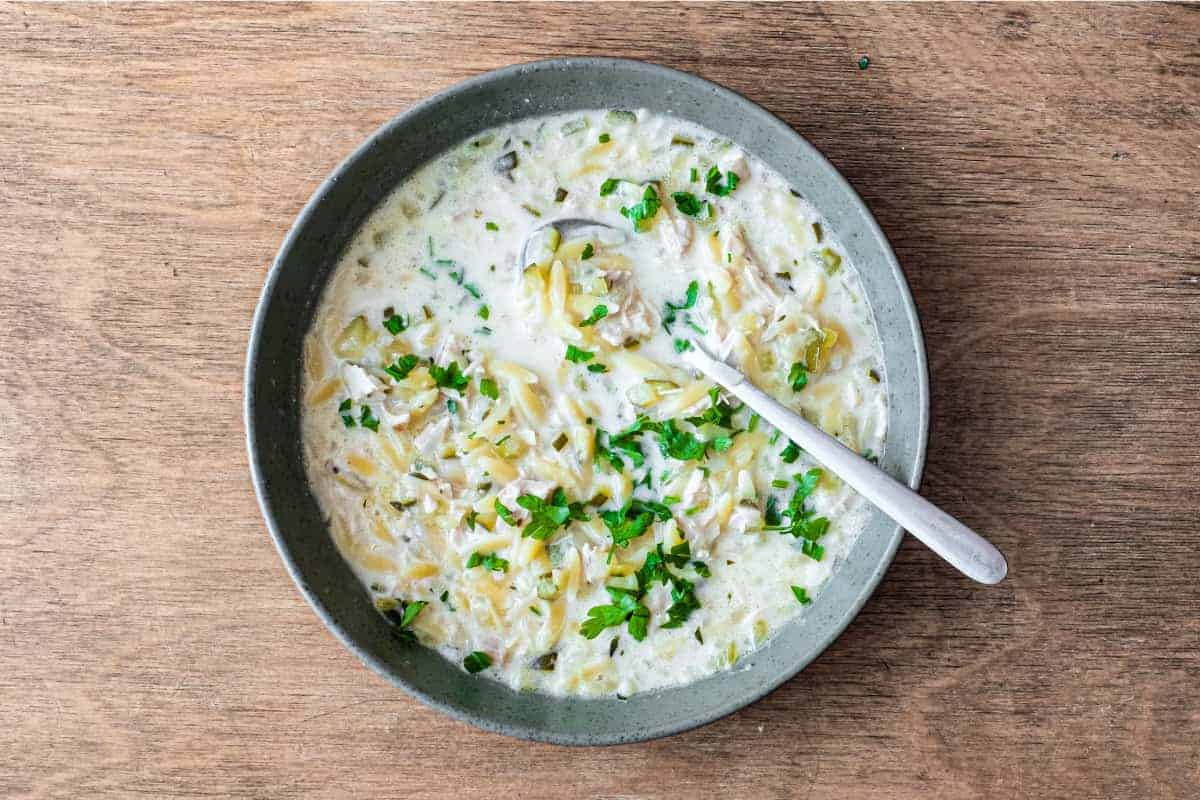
245;57;928;744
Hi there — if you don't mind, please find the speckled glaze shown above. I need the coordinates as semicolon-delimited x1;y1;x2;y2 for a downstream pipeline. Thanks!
245;58;928;745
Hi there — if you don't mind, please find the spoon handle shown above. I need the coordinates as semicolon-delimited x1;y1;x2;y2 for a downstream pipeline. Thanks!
682;346;1008;585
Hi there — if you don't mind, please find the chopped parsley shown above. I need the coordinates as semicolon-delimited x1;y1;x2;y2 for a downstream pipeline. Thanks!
580;587;649;641
662;280;699;330
579;304;608;327
379;598;426;643
587;363;608;374
383;314;408;335
763;468;830;560
463;651;492;673
565;344;595;364
791;585;813;605
384;354;420;381
446;398;458;414
594;419;648;473
581;242;595;260
359;405;380;432
494;498;518;527
689;166;699;182
339;398;356;428
599;178;621;196
466;551;509;573
619;184;661;232
463;282;482;299
674;338;693;353
705;165;740;196
428;359;469;394
479;377;499;400
671;191;707;217
780;440;802;463
478;304;490;320
517;488;589;541
598;132;611;143
686;386;742;430
485;221;499;231
862;449;879;465
599;498;668;553
788;361;809;391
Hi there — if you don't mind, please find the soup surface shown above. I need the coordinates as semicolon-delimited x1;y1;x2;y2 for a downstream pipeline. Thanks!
301;109;887;696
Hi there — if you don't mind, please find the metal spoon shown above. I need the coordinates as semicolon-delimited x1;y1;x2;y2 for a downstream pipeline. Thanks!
681;340;1008;585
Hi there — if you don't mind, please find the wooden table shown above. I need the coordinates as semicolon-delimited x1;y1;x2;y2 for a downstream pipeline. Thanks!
3;3;1198;798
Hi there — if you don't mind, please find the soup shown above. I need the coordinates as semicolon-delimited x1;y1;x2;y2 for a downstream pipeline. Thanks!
301;109;886;696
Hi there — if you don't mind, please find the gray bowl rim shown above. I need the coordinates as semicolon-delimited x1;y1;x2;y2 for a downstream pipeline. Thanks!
245;56;929;745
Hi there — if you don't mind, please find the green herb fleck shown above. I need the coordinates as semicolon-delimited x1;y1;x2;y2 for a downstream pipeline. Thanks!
383;314;408;335
792;585;813;605
705;165;740;197
485;221;499;231
360;405;380;432
478;304;490;320
463;651;492;673
598;132;611;144
579;304;608;327
581;242;595;260
599;178;621;196
479;377;499;400
466;551;509;573
565;344;595;364
788;361;808;392
494;499;518;527
671;191;706;217
428;359;469;394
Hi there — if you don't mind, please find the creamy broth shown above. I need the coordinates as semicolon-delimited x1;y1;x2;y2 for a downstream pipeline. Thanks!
301;109;887;696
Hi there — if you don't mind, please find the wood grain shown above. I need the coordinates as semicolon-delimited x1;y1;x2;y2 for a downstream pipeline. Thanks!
1;3;1198;798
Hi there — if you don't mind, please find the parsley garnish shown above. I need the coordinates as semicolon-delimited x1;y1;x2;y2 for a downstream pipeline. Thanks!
494;499;518;527
863;449;879;464
587;363;608;374
780;440;802;463
599;178;621;196
446;398;458;414
671;191;707;217
689;166;699;182
464;282;482;299
428;359;469;394
685;386;742;430
649;419;708;461
662;280;699;330
478;304;490;320
479;377;499;400
763;468;830;560
580;587;649;641
600;497;670;554
360;405;380;432
619;184;660;232
463;651;492;673
379;598;426;642
598;132;611;143
704;165;740;196
517;488;589;541
485;221;499;231
594;419;647;473
674;338;693;353
339;398;356;428
466;551;509;573
791;585;813;605
787;361;808;391
581;243;595;260
383;314;408;335
579;304;608;327
565;344;595;364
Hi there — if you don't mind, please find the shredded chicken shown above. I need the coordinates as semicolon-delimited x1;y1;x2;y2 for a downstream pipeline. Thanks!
594;272;658;346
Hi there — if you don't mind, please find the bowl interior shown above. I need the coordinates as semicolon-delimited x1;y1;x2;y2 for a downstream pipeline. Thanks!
246;58;927;745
